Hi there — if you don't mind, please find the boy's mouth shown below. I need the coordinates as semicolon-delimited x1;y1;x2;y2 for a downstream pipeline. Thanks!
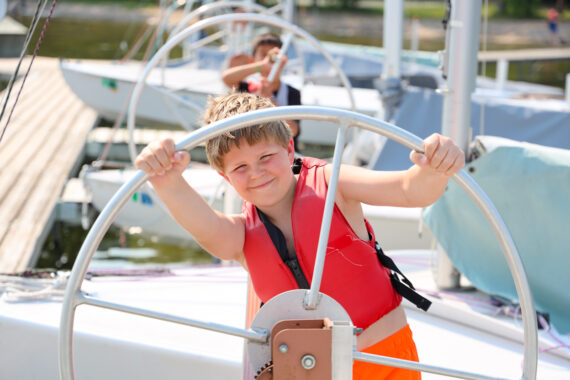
249;178;274;190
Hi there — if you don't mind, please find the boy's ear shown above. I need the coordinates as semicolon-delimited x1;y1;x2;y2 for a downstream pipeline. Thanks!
287;138;295;164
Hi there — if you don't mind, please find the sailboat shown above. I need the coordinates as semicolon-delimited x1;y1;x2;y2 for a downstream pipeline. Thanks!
2;1;569;379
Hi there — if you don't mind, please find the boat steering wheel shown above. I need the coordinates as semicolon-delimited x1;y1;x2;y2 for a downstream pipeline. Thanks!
59;105;538;380
126;13;356;165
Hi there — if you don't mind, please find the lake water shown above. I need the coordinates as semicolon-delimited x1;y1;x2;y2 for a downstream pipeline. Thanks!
17;14;566;269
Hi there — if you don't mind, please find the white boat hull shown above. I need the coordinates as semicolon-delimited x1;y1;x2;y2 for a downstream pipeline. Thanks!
60;60;383;146
1;251;568;379
84;167;434;250
60;60;215;128
84;165;228;246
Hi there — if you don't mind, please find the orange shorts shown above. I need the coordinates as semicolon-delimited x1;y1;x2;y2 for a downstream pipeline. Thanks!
353;324;421;380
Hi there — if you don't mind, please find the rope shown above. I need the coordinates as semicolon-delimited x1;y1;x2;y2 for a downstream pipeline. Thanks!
0;0;57;144
0;271;69;302
421;285;570;356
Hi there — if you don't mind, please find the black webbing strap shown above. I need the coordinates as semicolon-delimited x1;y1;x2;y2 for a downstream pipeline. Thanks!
292;157;303;174
375;241;432;311
257;208;310;289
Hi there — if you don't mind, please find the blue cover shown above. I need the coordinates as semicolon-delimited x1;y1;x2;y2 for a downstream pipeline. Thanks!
423;141;570;334
372;87;570;171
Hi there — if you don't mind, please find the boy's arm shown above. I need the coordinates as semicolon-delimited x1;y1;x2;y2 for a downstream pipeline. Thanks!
331;134;465;208
222;62;258;88
135;138;245;263
222;48;283;89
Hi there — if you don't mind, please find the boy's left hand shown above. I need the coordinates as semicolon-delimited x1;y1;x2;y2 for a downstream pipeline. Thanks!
409;133;465;176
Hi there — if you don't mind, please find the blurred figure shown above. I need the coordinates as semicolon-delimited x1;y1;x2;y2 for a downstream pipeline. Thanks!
547;7;563;45
222;33;301;149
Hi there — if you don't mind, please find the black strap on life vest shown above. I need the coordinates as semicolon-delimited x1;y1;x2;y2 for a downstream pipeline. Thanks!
257;208;310;289
374;241;432;311
258;159;430;311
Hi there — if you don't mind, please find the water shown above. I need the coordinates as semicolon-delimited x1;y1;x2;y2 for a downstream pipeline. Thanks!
38;222;214;270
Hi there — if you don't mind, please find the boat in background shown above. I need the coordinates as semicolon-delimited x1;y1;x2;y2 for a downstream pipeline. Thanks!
82;162;229;247
59;0;447;146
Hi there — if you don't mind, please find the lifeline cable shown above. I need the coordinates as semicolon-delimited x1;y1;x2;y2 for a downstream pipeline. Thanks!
0;0;48;141
0;0;48;143
0;0;56;144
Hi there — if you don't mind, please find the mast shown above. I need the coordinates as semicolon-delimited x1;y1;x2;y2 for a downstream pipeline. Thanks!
434;0;482;289
382;0;403;81
440;0;481;154
375;0;404;123
284;0;295;24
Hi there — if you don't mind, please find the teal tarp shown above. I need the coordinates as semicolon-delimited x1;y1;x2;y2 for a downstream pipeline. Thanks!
423;142;570;334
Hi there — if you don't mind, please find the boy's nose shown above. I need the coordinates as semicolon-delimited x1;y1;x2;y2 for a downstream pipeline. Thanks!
250;163;265;178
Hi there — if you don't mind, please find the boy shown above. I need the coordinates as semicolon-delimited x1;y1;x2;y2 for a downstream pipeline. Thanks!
135;93;465;379
222;32;301;144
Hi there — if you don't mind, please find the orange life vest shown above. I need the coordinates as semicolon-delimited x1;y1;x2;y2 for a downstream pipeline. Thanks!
242;157;402;329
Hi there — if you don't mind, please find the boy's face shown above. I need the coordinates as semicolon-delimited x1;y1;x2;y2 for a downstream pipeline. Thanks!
219;138;295;207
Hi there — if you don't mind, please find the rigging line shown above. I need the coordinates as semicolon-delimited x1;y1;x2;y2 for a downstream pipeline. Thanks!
0;0;47;116
2;0;57;133
0;0;57;142
141;0;168;62
0;0;50;144
97;57;156;165
112;9;143;61
119;21;153;63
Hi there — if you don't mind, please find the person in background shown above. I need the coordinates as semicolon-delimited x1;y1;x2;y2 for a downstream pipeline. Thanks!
547;7;564;45
222;33;301;149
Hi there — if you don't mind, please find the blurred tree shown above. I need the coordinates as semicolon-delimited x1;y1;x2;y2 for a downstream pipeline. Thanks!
336;0;359;10
498;0;540;17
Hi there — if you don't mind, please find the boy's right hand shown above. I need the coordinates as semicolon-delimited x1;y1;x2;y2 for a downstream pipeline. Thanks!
134;137;190;188
259;47;287;77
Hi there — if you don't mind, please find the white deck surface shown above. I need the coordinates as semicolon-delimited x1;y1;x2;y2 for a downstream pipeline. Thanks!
1;251;569;379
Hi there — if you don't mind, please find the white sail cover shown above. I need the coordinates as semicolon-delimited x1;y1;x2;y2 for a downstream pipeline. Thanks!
371;87;570;171
423;138;570;334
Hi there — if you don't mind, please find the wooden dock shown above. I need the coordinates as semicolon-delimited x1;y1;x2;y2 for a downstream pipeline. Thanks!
0;57;98;273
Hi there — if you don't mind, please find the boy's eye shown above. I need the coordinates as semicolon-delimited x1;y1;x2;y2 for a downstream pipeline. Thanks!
233;164;246;172
260;154;273;161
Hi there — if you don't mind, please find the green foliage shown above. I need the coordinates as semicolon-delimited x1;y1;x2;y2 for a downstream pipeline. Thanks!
338;0;359;10
499;0;541;18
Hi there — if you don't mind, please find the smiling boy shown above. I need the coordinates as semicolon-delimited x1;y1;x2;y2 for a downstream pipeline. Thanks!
135;92;464;379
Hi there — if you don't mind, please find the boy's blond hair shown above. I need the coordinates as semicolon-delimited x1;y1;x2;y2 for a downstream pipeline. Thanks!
204;92;292;172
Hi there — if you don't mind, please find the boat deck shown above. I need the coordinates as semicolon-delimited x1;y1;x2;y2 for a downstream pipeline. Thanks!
0;57;98;273
1;251;569;379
